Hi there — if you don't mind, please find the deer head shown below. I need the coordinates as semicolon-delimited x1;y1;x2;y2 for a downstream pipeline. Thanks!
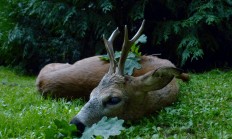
70;20;183;133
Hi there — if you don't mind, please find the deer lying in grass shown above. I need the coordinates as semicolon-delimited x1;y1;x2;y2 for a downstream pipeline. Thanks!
67;20;189;133
36;56;188;99
36;29;188;99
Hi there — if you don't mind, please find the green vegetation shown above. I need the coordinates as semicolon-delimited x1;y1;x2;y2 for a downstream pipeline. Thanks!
0;67;83;138
1;0;232;73
0;66;231;138
44;116;124;139
151;0;232;67
0;0;14;41
0;0;147;73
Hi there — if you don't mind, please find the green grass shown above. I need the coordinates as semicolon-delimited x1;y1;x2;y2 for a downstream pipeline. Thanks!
0;66;232;138
0;67;83;138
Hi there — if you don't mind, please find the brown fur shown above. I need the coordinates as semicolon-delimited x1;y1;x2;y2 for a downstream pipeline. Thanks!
36;55;188;99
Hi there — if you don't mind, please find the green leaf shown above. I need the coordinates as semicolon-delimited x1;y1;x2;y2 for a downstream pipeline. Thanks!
99;54;109;61
63;7;76;25
178;35;204;66
45;127;57;139
205;15;220;25
130;44;142;56
135;34;147;44
44;119;78;139
173;23;180;34
100;0;113;13
124;58;142;75
55;119;77;135
114;51;122;59
81;116;125;139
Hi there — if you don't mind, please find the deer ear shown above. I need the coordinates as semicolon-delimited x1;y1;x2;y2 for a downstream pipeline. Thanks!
133;67;183;92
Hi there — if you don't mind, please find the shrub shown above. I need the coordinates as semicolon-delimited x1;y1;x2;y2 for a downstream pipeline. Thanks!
0;0;15;65
1;0;146;74
1;0;232;73
144;0;232;70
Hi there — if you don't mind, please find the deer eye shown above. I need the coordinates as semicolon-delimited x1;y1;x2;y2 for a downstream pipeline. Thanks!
106;97;121;105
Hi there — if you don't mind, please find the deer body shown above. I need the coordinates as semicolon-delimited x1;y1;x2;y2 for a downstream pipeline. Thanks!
36;56;109;98
36;55;182;99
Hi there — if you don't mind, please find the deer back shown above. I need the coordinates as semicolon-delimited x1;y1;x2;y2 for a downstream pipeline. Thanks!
36;55;183;99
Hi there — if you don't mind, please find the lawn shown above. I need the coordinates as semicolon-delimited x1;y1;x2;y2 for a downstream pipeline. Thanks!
0;66;231;138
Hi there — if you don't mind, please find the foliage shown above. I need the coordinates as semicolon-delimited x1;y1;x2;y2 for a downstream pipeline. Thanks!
44;119;77;139
2;0;111;73
0;0;146;74
150;0;232;67
81;117;124;139
1;0;232;72
44;117;124;139
0;0;15;64
177;35;203;66
0;1;15;40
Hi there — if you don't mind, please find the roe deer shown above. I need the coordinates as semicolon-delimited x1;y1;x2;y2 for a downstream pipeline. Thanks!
36;38;188;99
69;20;188;133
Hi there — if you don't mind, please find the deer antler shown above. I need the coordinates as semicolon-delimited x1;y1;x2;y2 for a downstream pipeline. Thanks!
103;28;120;74
117;20;145;75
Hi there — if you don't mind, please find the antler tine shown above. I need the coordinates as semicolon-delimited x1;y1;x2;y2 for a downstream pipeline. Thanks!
103;28;120;74
117;25;129;75
117;20;145;75
130;20;145;43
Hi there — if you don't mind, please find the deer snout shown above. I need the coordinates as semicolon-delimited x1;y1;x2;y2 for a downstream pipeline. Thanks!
70;117;86;134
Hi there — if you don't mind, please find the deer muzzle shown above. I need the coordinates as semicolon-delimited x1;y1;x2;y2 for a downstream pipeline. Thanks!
70;117;86;134
70;97;104;133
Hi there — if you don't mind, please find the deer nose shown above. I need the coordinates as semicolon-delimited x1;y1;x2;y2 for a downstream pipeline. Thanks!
70;117;86;134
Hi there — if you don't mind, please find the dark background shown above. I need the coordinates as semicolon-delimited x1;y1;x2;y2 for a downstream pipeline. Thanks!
0;0;232;74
